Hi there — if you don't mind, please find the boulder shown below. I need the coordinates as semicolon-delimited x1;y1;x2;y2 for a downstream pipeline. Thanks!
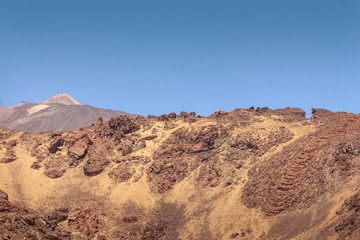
134;139;146;151
0;189;8;200
168;112;177;119
143;135;158;141
7;140;16;147
44;167;66;179
48;138;65;153
180;111;189;118
68;137;91;159
96;117;103;127
0;151;17;163
83;158;110;176
122;216;137;223
31;161;41;170
121;141;133;156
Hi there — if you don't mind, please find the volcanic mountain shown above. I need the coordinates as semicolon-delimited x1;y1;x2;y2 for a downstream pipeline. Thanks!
0;94;135;132
1;107;360;239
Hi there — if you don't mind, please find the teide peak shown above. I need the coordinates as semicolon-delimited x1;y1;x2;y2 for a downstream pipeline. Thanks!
0;94;135;132
41;93;82;106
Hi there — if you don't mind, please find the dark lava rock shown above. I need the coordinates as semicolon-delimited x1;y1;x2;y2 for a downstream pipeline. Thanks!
108;116;140;135
108;163;135;183
231;232;239;238
7;140;16;147
122;142;133;156
0;151;17;163
311;108;337;120
142;135;158;141
68;137;91;160
0;195;71;239
134;139;146;151
122;216;138;223
83;158;110;176
44;167;66;179
168;112;177;119
0;190;8;200
48;138;65;153
67;208;100;238
31;161;41;170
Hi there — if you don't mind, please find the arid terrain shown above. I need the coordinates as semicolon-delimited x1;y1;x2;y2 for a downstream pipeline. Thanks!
1;107;360;239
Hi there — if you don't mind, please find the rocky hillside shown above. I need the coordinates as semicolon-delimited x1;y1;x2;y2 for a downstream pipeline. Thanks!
0;94;135;132
1;107;360;239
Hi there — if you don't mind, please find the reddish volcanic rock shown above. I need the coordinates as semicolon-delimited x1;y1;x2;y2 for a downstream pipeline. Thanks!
311;108;337;120
147;125;229;192
0;150;17;163
7;140;16;147
83;158;110;176
0;196;71;239
0;190;8;200
168;112;177;119
121;141;133;156
68;137;91;160
108;163;135;183
242;113;360;216
107;116;140;135
134;139;146;151
44;167;66;179
334;191;360;239
132;221;167;240
67;208;100;238
142;135;158;141
48;137;65;153
122;216;138;223
30;161;41;170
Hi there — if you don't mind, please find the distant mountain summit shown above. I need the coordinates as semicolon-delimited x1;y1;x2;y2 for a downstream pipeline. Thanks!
0;94;135;132
42;94;82;105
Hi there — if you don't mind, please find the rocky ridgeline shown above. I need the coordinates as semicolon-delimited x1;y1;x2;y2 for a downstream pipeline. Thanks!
16;108;304;189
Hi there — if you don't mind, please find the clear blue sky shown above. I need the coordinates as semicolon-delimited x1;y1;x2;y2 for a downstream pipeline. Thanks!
1;0;359;117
